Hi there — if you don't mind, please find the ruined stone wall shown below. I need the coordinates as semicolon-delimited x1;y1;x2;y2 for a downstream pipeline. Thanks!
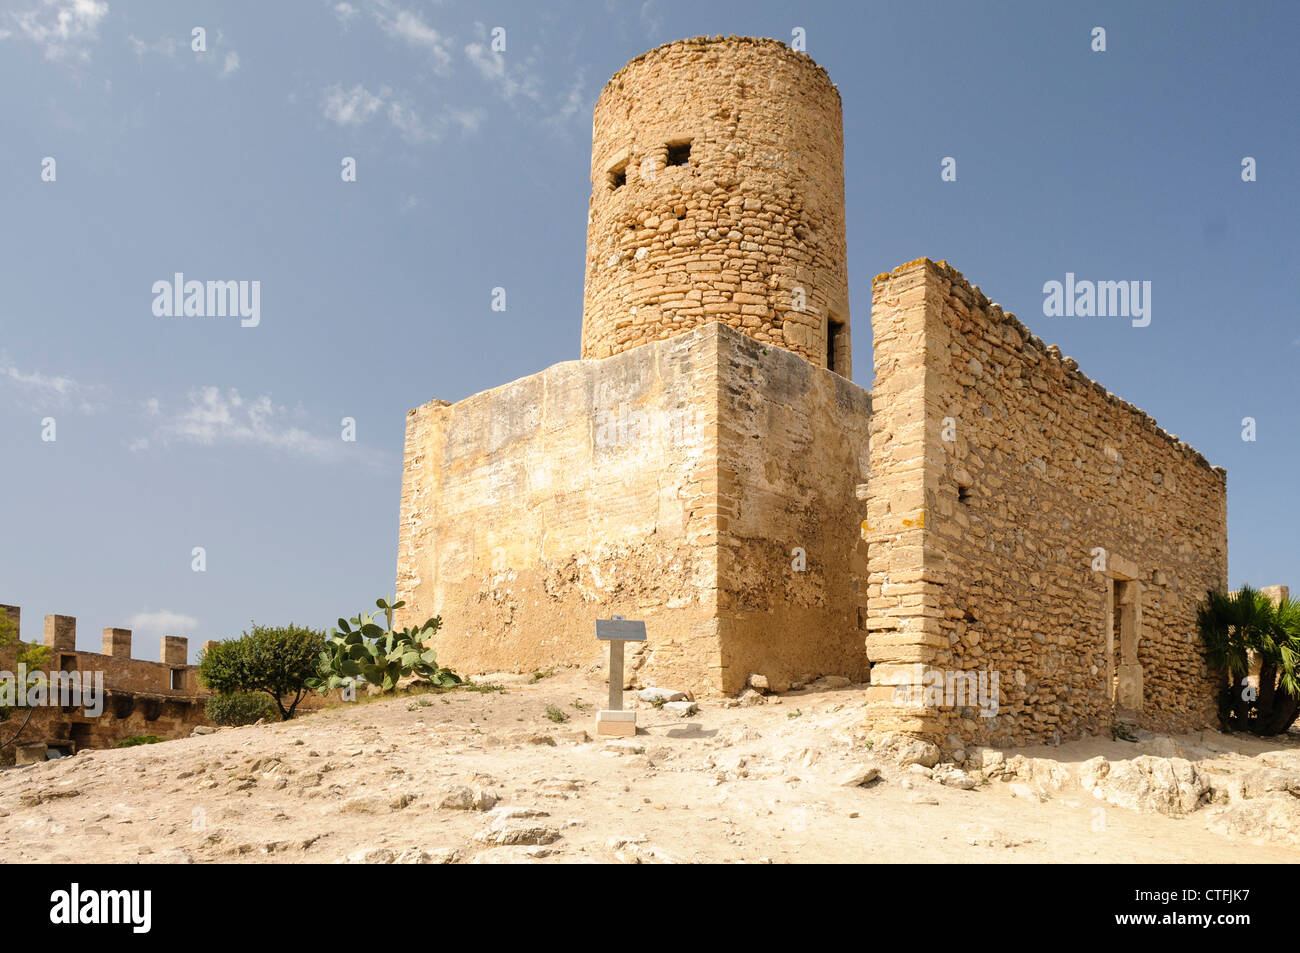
396;322;870;695
865;260;1227;748
582;37;851;377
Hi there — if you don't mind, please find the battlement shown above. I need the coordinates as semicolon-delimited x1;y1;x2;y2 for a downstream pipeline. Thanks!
0;604;209;762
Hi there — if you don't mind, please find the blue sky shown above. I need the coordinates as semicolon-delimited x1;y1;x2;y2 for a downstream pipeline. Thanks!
1;0;1296;661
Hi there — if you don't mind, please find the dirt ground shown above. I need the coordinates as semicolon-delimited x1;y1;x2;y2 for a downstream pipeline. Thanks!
2;667;1298;864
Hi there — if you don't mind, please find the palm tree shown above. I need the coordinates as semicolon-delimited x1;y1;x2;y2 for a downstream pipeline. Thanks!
1199;586;1300;735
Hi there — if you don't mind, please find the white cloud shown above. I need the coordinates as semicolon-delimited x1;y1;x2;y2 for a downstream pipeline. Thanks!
8;0;109;64
369;0;452;71
322;82;479;143
462;23;585;126
333;2;359;25
0;353;104;413
465;37;539;103
126;33;178;58
322;82;387;126
222;50;240;75
147;386;352;462
126;609;198;636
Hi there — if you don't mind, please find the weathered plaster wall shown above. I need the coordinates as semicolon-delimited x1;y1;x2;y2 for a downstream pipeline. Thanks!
713;330;870;692
397;326;724;692
396;322;871;695
864;259;1227;748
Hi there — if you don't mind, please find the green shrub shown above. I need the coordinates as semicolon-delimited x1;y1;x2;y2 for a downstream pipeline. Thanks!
544;704;568;723
308;596;460;695
114;735;164;748
205;691;279;726
198;623;326;721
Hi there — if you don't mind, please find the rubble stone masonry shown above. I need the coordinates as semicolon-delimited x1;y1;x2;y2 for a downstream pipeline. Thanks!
398;38;1231;747
864;260;1227;748
581;37;851;376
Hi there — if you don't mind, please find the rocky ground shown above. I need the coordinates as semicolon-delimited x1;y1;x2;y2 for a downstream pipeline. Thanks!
2;667;1299;863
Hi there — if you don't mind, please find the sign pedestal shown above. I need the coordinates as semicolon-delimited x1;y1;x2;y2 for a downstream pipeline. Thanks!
595;709;636;737
594;616;646;738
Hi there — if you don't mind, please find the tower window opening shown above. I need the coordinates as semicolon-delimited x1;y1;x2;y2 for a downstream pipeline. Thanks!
666;141;692;167
608;161;627;190
827;316;846;374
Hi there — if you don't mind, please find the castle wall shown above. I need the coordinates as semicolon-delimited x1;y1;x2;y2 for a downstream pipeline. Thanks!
395;322;871;695
396;327;725;691
0;607;209;762
713;330;870;692
864;260;1227;748
582;37;850;377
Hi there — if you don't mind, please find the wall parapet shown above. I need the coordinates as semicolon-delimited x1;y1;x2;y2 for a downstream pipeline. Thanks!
872;258;1223;478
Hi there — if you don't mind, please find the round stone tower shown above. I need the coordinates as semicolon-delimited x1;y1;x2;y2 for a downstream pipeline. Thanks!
581;36;851;378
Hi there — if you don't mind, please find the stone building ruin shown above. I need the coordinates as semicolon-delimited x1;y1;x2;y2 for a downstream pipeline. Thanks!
396;36;1229;748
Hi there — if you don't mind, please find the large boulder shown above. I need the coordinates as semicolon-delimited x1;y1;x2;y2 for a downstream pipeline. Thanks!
1079;756;1210;815
873;732;940;768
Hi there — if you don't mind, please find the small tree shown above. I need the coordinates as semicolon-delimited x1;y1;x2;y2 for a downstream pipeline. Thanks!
198;623;325;721
0;611;51;751
1199;586;1300;735
0;613;50;716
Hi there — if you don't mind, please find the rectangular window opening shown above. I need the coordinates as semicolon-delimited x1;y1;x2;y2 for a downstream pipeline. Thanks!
608;162;627;190
827;317;846;374
666;141;691;167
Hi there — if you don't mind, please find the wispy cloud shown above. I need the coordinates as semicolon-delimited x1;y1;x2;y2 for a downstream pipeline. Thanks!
140;386;378;465
127;27;240;79
6;0;109;65
127;33;179;58
333;2;359;27
321;81;480;143
0;353;104;414
463;22;587;126
322;82;387;125
368;0;453;72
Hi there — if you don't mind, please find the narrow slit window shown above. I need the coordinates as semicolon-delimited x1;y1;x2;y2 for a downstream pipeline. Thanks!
666;141;691;167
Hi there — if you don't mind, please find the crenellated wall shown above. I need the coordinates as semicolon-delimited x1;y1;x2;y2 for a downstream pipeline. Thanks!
0;606;209;763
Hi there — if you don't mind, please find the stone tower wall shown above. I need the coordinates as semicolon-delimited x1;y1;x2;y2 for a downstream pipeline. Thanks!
581;37;852;378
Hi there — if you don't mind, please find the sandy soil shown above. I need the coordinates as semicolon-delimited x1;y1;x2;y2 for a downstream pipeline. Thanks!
2;668;1297;864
